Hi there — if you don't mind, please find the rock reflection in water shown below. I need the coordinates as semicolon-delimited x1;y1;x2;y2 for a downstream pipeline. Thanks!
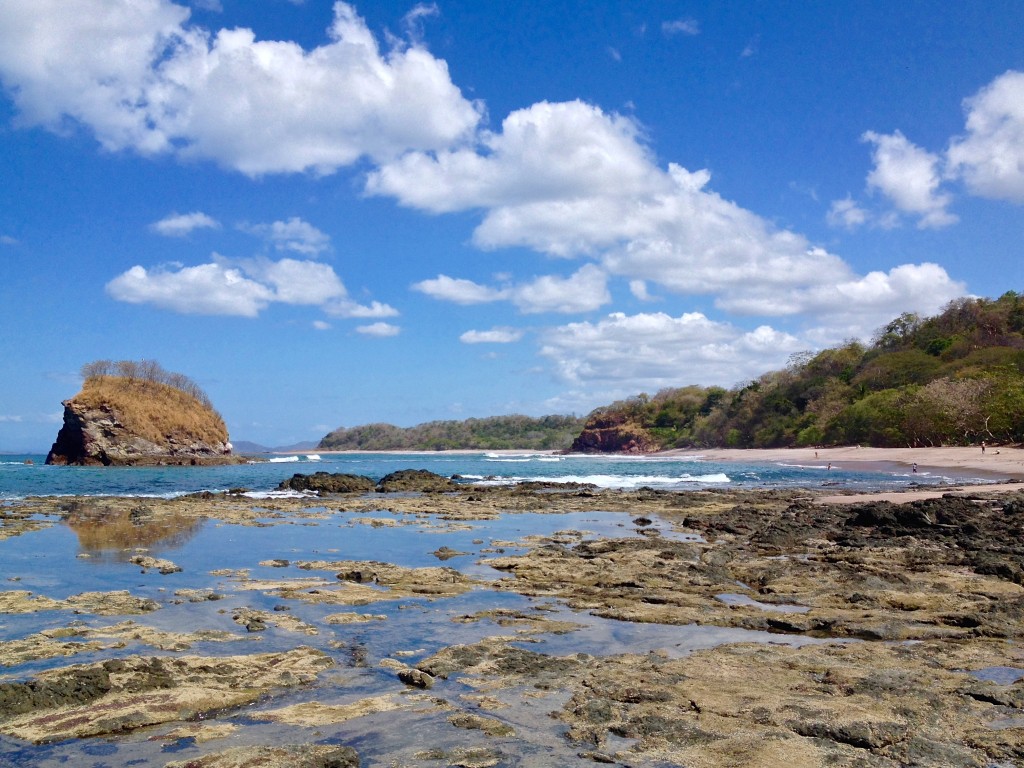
61;501;203;559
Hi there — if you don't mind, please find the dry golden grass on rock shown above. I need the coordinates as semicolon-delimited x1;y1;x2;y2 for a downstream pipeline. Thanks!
73;375;227;446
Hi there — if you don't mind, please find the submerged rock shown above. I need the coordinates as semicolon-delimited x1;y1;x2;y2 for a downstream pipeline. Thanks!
0;647;332;743
163;743;359;768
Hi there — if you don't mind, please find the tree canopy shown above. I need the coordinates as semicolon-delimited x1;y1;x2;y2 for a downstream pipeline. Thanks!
574;292;1024;450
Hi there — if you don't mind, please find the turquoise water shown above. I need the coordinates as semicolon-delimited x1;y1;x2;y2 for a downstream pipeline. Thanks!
0;451;990;499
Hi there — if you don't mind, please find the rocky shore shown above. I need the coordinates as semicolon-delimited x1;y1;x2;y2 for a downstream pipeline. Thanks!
2;472;1023;766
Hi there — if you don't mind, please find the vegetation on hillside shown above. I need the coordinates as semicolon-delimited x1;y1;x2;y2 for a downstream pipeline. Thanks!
573;292;1024;450
319;414;586;452
75;360;227;446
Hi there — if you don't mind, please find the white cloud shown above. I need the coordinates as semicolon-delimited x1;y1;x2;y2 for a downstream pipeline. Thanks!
105;254;401;320
511;264;609;314
826;197;869;229
0;415;25;423
540;311;803;390
0;0;482;175
1;234;18;245
240;217;330;255
324;298;399;318
357;321;400;337
151;211;220;237
946;69;1024;203
106;262;274;316
862;130;957;228
414;265;609;315
629;280;654;301
719;262;966;345
662;18;700;36
239;257;346;304
412;275;509;304
402;2;439;42
372;100;956;318
460;328;524;344
368;100;656;225
312;320;331;330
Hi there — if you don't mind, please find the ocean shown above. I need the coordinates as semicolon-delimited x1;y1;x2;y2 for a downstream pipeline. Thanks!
0;451;991;499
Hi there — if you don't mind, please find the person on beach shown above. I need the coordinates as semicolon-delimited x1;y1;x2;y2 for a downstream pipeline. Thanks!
982;441;986;454
913;463;918;473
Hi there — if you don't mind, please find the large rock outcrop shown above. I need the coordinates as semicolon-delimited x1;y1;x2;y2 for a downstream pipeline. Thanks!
46;375;234;466
568;412;659;454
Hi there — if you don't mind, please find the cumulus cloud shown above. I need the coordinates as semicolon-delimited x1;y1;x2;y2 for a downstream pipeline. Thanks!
239;217;331;255
368;100;656;226
511;265;610;314
540;311;803;390
237;257;345;304
357;321;400;337
460;327;524;344
372;99;959;322
324;298;399;318
862;130;957;228
0;0;481;175
151;211;220;236
414;265;609;315
412;274;509;304
946;69;1024;203
106;262;275;316
105;253;398;320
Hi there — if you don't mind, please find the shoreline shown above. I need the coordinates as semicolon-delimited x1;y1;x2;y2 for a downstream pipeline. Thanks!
664;444;1024;480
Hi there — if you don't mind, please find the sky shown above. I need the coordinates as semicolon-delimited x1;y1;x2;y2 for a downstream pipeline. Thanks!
1;1;1022;451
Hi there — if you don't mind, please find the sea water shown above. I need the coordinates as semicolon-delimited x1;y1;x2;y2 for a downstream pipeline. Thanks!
0;450;991;499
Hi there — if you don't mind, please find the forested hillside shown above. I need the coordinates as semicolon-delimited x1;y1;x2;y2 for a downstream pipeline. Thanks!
571;292;1024;451
319;414;585;451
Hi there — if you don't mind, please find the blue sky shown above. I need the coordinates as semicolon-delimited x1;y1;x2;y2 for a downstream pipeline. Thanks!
1;0;1022;451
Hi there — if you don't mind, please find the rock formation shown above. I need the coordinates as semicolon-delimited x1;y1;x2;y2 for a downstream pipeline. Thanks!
568;411;658;454
46;372;234;466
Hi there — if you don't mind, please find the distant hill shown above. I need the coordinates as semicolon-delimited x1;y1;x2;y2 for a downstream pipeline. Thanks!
571;292;1024;451
46;360;234;466
232;440;319;454
319;414;585;452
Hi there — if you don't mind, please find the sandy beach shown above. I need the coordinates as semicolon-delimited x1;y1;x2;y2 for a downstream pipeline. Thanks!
678;445;1024;504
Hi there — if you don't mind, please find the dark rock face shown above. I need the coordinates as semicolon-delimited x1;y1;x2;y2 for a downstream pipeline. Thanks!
569;422;658;454
46;401;233;466
377;469;456;493
278;472;376;494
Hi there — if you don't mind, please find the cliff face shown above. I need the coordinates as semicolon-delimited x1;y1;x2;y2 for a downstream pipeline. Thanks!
46;377;233;466
568;412;659;454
